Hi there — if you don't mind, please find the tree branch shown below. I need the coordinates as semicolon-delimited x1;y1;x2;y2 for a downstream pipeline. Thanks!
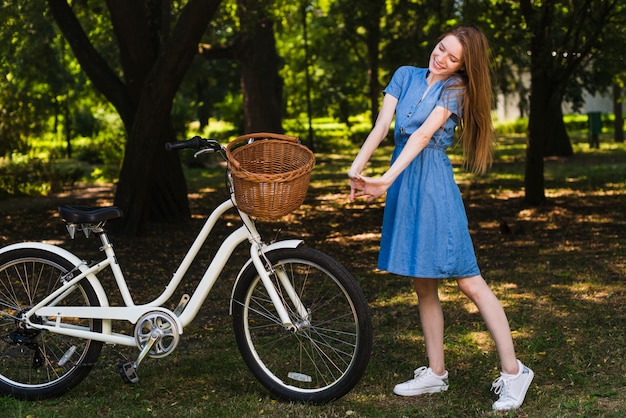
46;0;133;127
105;0;156;98
151;0;222;103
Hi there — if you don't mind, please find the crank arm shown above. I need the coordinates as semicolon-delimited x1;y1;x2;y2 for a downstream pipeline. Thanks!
133;329;161;370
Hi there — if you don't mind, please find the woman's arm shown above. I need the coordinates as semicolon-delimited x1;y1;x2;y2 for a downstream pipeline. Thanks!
352;105;452;202
349;94;398;176
348;94;398;201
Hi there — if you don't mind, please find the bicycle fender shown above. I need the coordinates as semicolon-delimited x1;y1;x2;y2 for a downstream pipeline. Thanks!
0;242;111;309
229;239;303;315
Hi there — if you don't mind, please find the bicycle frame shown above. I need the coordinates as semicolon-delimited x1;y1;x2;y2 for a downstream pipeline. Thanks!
14;196;308;348
0;136;373;404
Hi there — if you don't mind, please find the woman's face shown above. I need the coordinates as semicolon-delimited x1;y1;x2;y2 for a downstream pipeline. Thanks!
428;34;464;80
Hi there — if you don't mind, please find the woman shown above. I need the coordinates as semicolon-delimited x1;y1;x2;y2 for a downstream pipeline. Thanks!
348;25;533;411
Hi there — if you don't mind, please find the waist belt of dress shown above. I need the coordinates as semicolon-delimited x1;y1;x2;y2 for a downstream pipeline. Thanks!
425;143;447;152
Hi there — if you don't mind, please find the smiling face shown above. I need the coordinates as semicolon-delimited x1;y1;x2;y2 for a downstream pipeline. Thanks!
428;34;464;81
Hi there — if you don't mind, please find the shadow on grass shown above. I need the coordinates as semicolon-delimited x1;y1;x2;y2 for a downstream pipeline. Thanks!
0;141;625;416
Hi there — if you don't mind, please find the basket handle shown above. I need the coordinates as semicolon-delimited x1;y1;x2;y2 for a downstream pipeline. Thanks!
226;132;300;170
236;132;299;143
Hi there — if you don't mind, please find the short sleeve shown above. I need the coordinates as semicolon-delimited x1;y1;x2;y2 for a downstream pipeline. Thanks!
383;66;411;99
437;77;465;118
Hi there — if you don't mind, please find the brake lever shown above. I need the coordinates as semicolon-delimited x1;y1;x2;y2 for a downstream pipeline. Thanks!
193;148;215;158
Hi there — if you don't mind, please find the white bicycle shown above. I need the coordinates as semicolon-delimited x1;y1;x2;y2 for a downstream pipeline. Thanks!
0;135;372;403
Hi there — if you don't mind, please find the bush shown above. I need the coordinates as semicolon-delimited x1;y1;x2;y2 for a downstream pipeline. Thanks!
0;156;46;196
76;108;125;180
495;114;608;136
494;118;528;135
0;156;88;197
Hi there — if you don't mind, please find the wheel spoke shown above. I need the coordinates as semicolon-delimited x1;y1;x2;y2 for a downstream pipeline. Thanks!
232;247;372;403
0;249;103;399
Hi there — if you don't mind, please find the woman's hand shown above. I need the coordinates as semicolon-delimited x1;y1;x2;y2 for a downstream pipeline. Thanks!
349;174;390;203
349;172;365;202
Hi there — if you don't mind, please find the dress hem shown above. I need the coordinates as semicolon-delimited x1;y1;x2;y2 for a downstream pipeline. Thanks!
376;267;481;280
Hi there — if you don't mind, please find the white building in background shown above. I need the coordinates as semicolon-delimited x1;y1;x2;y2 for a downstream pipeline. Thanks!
495;72;623;122
579;92;621;114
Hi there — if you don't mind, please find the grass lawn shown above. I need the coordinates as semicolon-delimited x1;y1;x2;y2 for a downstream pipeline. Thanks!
0;132;625;417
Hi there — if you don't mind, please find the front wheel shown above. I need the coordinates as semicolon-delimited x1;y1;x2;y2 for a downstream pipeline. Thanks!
0;248;103;400
232;247;372;403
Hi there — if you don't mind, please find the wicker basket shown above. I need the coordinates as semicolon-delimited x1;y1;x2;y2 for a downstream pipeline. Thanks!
225;133;315;220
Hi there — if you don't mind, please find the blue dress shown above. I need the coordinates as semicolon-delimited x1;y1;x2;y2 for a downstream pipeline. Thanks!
377;66;480;278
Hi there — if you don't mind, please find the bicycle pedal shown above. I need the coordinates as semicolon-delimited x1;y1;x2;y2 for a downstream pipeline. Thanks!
117;362;139;384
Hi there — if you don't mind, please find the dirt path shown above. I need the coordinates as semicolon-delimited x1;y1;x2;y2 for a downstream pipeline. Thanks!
0;184;115;212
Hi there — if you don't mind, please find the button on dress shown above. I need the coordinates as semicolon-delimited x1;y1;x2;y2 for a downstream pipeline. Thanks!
377;66;480;278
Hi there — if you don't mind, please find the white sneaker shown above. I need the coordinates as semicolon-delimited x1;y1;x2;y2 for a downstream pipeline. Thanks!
393;366;449;396
491;360;534;410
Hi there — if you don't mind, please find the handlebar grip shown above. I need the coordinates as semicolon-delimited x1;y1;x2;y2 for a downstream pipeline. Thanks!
165;136;206;151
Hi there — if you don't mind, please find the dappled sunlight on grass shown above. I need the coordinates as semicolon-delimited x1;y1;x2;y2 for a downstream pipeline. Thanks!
1;132;625;417
369;290;416;309
326;232;381;251
547;187;626;199
41;238;65;245
553;241;583;252
394;333;424;346
478;220;499;229
342;232;381;241
460;298;480;314
313;191;351;209
465;331;493;352
552;282;625;303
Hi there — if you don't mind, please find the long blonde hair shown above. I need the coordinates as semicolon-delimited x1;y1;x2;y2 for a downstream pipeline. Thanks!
441;25;494;174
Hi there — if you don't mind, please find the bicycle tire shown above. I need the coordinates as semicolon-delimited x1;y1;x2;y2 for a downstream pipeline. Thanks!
0;248;103;400
232;247;372;403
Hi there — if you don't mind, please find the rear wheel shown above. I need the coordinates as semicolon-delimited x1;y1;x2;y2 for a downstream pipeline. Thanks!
0;248;103;399
232;247;372;403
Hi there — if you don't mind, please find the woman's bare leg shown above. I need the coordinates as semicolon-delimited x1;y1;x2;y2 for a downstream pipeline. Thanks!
456;275;519;374
413;278;446;376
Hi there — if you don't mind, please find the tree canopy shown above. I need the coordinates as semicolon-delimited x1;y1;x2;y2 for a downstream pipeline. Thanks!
46;0;222;235
0;0;624;232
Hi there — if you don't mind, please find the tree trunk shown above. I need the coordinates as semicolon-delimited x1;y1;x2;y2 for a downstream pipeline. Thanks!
366;22;381;128
543;102;573;157
525;132;545;205
365;1;383;128
48;0;221;235
520;0;623;204
113;0;220;235
236;0;283;134
525;73;551;205
114;100;189;235
525;72;573;204
614;82;624;143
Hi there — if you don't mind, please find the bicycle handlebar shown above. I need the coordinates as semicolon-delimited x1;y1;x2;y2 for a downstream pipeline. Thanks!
164;136;222;152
